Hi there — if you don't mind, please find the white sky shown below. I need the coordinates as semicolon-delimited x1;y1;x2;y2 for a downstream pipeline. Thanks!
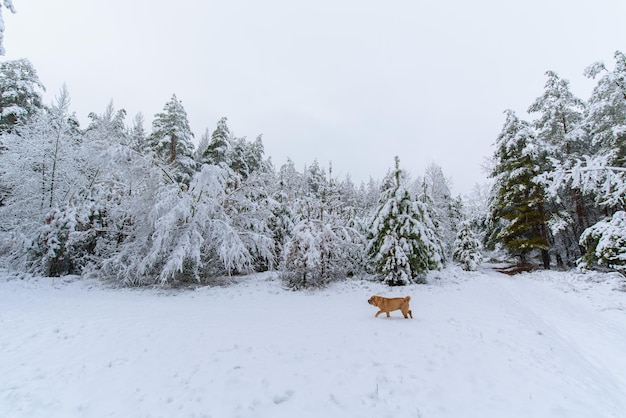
2;0;625;195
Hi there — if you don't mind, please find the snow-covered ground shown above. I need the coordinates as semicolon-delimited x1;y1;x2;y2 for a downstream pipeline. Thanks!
1;266;625;418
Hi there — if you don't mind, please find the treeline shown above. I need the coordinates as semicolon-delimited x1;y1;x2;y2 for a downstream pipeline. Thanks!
0;59;474;287
485;51;625;274
0;51;624;287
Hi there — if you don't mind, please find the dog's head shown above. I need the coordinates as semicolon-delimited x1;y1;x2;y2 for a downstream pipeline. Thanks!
368;296;379;307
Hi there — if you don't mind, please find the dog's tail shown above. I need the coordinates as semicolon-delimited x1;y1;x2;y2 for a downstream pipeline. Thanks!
405;296;411;302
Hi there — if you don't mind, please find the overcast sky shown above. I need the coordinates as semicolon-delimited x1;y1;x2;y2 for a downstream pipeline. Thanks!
2;0;625;195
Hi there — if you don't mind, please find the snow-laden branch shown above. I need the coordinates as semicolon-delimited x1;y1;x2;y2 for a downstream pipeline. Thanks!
541;154;626;208
0;1;16;55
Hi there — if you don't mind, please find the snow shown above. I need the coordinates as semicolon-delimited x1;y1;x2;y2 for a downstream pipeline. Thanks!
1;266;625;418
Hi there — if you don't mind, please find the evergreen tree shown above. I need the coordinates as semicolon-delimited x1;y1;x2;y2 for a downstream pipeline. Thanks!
488;110;551;267
584;51;626;168
453;221;483;271
368;157;443;285
0;0;16;55
424;163;461;259
528;70;591;266
0;86;87;273
86;101;127;144
579;211;626;276
147;94;196;183
129;112;147;151
0;58;45;133
281;162;364;289
202;117;231;165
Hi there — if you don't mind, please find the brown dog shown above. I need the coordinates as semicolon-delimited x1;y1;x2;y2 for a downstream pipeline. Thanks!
368;295;413;319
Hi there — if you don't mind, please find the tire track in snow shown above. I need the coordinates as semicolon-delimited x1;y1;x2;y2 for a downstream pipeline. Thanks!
492;273;626;416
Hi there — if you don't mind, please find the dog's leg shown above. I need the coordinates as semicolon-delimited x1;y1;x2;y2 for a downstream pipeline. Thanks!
408;309;413;319
386;311;390;318
375;310;383;318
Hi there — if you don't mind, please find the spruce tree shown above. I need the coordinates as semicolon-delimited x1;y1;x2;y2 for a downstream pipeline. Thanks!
453;221;483;271
368;157;443;285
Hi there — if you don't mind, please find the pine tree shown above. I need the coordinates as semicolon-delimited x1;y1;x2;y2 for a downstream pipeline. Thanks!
453;221;483;271
528;70;591;266
147;94;196;183
202;117;231;165
488;110;551;267
368;157;443;285
0;58;45;133
584;51;626;168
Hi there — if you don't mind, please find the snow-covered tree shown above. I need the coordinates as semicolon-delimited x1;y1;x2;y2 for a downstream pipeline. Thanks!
0;58;45;133
99;164;275;285
583;51;626;168
146;94;196;183
540;53;626;217
0;0;16;55
202;117;230;165
528;70;592;267
488;110;551;267
199;117;268;180
579;211;626;276
282;217;363;289
128;112;147;151
424;163;462;258
281;162;365;289
453;221;483;271
368;157;443;285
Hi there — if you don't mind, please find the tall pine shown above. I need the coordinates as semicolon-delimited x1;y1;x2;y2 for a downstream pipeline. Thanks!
528;70;591;266
147;94;196;183
488;110;551;267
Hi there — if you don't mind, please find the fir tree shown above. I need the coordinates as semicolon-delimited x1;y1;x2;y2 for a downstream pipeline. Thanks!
453;221;483;271
368;157;443;285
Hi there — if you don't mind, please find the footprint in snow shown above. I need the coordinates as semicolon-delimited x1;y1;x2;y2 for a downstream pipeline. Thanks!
273;390;295;404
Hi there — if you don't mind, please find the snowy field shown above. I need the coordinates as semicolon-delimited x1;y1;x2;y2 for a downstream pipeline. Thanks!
1;266;626;418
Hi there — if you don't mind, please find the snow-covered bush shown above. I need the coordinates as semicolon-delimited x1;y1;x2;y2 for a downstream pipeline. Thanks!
579;211;626;276
453;222;483;271
100;164;274;285
33;203;106;276
281;218;363;289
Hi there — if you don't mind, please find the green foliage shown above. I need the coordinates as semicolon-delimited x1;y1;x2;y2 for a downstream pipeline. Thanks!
453;222;482;271
488;110;550;266
368;157;443;285
0;58;45;133
147;94;196;183
579;211;626;276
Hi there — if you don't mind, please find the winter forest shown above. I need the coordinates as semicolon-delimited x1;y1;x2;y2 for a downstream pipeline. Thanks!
0;46;625;287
